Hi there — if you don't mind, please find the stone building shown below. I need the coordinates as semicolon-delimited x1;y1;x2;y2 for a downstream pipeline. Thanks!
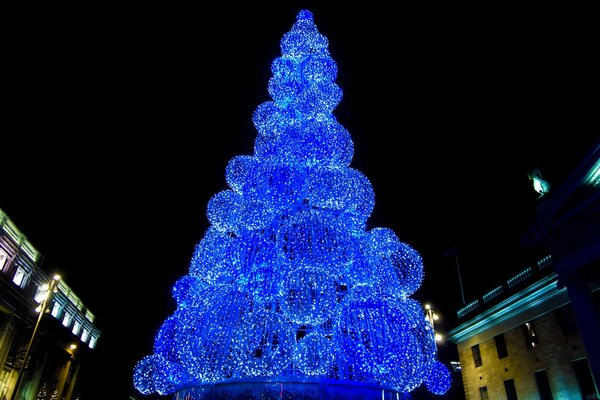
0;207;101;400
447;140;599;399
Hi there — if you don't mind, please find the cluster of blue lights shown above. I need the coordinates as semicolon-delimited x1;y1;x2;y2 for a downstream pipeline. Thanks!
134;9;451;397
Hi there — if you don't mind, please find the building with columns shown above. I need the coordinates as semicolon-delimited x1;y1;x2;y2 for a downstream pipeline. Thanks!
0;207;101;400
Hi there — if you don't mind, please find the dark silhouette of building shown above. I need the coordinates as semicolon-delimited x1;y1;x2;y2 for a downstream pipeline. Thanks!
0;207;101;400
447;140;599;399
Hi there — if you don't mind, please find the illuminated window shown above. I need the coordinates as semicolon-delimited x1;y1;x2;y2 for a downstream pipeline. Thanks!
12;266;29;288
51;301;63;318
34;284;49;303
0;248;8;271
479;386;489;400
534;370;553;400
81;329;89;343
72;320;81;335
495;333;508;359
471;344;482;367
89;336;97;349
504;379;518;400
62;312;72;328
523;322;539;349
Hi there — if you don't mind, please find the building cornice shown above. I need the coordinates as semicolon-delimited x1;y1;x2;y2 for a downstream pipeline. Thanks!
447;273;569;344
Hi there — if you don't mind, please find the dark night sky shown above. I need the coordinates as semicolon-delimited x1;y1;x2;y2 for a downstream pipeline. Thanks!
2;1;596;398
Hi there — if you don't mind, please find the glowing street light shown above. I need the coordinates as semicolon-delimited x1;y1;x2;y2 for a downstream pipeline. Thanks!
10;274;60;400
67;343;78;359
425;303;443;343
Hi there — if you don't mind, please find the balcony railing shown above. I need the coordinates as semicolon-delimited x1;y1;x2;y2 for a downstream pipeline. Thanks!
456;255;553;319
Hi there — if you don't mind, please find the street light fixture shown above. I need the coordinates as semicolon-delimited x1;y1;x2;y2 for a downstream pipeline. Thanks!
425;303;443;343
10;274;60;400
67;343;77;359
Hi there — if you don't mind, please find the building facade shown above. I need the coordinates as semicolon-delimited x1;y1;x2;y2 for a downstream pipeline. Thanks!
447;257;598;399
447;140;599;399
0;207;101;400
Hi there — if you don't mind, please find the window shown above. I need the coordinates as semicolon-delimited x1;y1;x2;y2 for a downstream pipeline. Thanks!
495;333;508;359
33;281;53;303
471;344;482;367
51;300;63;318
0;248;8;270
572;358;597;399
479;386;489;400
62;312;72;328
72;320;81;335
12;266;29;288
504;379;518;400
534;370;553;400
81;329;89;343
523;322;539;348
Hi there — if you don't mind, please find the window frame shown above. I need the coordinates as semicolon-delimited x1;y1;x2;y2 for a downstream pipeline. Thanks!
534;369;553;400
471;344;483;367
479;386;489;400
495;333;508;359
504;378;518;400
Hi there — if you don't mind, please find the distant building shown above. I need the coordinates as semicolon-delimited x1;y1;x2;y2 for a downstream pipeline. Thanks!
0;207;101;400
447;140;599;399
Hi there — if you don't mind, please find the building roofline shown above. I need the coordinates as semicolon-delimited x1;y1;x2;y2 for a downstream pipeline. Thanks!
447;273;569;344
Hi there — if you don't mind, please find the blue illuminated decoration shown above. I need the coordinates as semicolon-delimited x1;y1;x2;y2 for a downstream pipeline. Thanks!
133;9;450;398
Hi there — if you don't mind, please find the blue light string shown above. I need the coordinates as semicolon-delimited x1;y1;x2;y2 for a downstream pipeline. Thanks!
134;9;451;397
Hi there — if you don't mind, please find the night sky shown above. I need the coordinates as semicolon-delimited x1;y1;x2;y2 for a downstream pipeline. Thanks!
2;2;596;398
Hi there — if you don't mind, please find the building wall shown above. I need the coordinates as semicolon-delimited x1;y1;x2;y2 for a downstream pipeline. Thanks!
458;303;591;399
0;208;101;400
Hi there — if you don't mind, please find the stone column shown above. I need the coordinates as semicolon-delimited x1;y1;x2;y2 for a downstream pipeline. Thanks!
563;269;600;395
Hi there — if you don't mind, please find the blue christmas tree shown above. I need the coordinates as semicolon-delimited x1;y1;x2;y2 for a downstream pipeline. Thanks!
133;9;451;399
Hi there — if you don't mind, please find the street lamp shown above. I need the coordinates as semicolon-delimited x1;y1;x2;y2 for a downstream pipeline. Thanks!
10;274;60;400
425;303;443;343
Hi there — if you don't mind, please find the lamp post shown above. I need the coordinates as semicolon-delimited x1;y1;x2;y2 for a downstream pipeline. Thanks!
10;274;60;400
425;303;443;344
443;245;466;306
